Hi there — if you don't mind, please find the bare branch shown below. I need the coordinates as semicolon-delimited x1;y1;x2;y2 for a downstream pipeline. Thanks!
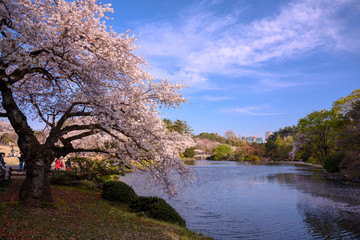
28;94;52;127
8;67;55;84
64;130;100;142
68;111;92;118
29;48;50;57
53;144;116;158
55;101;89;128
58;124;100;137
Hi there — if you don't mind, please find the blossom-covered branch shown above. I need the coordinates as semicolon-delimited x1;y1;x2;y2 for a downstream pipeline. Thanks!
0;0;194;205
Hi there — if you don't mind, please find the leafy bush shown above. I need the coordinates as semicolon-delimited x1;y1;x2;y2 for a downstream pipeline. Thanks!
96;174;120;183
102;181;137;203
49;172;98;188
307;157;319;164
324;152;345;173
50;157;125;184
129;196;186;227
234;151;246;161
183;147;196;158
213;153;227;160
212;144;234;160
129;196;153;212
50;171;79;183
70;157;124;181
246;155;259;161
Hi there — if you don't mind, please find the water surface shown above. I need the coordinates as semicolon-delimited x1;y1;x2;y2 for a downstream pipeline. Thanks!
120;161;360;240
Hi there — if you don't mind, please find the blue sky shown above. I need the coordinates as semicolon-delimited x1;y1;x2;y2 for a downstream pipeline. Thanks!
105;0;360;138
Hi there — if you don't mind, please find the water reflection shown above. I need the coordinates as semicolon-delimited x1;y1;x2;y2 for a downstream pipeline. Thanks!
261;167;360;239
299;199;360;239
293;174;360;239
120;161;360;240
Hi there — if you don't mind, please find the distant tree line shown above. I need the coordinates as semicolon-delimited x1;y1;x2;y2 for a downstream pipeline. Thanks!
194;131;264;161
166;88;360;181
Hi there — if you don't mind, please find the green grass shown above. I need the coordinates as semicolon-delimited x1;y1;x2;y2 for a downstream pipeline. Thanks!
0;180;212;240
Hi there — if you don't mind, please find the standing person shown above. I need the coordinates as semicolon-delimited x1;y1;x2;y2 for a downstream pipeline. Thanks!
65;158;71;171
0;152;6;168
18;152;26;170
54;158;61;170
0;153;5;180
60;158;64;169
55;158;64;170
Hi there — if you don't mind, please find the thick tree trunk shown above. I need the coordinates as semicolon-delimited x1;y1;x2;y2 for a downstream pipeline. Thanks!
1;78;54;206
19;160;53;206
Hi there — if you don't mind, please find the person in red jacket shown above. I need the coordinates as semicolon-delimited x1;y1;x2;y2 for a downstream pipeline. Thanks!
54;158;64;170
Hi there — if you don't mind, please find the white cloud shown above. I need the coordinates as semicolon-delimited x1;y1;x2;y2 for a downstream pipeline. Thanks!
147;67;219;91
134;0;360;88
252;79;309;93
221;104;280;116
203;95;232;102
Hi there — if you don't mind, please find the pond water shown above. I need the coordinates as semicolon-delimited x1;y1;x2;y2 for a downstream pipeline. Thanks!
119;161;360;240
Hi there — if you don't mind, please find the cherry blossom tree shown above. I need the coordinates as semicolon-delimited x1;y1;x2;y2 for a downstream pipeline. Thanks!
0;0;193;206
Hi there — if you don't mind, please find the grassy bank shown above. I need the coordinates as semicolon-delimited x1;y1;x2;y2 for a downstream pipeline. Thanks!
0;180;212;240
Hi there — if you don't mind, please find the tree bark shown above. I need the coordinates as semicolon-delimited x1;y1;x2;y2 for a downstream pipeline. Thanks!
19;159;53;206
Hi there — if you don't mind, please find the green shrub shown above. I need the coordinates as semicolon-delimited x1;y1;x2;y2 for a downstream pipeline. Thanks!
307;157;319;164
50;171;79;184
95;174;119;183
129;196;153;212
213;144;234;160
234;153;246;161
183;147;196;158
70;157;124;181
50;157;126;185
324;152;345;173
151;200;186;227
102;181;137;203
246;155;259;161
129;196;186;227
213;153;226;160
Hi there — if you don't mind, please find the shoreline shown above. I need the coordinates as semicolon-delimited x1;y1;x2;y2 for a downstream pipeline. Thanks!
185;159;360;183
185;158;324;168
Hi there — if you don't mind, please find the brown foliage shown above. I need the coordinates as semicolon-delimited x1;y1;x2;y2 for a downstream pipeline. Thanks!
339;152;360;180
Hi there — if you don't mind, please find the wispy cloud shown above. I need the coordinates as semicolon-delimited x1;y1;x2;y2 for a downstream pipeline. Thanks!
134;0;360;88
220;102;280;116
252;79;310;93
203;95;232;102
